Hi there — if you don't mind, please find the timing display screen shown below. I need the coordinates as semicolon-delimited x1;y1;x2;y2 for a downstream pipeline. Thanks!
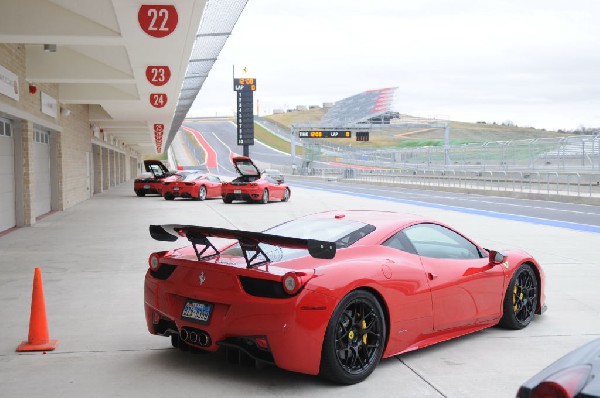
298;130;352;138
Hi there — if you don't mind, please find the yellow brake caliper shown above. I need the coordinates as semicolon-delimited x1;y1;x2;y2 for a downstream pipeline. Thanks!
362;320;368;344
513;285;518;311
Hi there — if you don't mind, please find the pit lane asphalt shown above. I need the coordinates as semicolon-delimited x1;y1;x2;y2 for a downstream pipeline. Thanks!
1;181;598;398
287;178;600;233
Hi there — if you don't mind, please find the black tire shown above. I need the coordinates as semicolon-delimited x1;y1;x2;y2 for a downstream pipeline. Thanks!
499;264;538;329
261;189;269;204
223;195;233;204
164;193;174;201
136;191;145;197
197;186;207;201
320;290;386;385
281;188;290;202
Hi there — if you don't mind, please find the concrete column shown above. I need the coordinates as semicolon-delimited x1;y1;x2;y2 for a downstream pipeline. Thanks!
121;154;126;183
102;148;109;191
14;120;35;226
93;145;102;194
50;130;63;211
110;150;116;187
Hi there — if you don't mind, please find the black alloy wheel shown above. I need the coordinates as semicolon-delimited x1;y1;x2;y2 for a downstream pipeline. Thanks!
320;290;386;384
499;264;538;329
282;188;290;202
197;186;207;201
223;195;233;204
136;191;145;197
260;189;269;204
164;193;174;201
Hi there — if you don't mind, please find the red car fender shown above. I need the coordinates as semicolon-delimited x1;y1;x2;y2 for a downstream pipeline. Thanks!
302;246;435;359
267;288;339;375
502;250;546;314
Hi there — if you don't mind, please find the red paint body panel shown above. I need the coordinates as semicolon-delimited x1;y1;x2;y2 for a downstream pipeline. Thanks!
144;210;546;377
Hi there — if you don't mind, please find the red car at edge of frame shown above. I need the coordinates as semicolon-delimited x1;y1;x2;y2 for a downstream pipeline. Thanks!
162;172;222;201
134;160;178;197
220;156;290;204
144;210;546;384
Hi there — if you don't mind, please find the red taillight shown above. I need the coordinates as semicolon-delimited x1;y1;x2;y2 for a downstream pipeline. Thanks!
282;270;315;295
249;182;258;186
185;182;194;186
532;365;592;398
163;182;171;186
148;251;167;270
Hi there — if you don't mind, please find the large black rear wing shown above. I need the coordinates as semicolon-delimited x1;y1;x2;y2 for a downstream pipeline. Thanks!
149;224;336;269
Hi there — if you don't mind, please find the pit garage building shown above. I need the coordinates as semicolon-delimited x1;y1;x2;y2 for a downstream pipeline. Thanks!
0;0;246;234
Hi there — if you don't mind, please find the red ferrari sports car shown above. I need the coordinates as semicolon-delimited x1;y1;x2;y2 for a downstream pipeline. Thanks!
144;210;546;384
162;172;222;201
134;160;177;197
221;156;290;204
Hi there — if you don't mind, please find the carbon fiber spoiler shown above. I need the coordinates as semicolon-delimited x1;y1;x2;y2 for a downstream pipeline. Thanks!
149;224;336;268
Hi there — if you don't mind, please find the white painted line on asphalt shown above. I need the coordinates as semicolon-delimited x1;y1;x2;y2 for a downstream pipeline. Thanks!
322;182;600;217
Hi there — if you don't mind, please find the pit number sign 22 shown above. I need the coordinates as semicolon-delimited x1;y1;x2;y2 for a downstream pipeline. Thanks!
138;5;179;38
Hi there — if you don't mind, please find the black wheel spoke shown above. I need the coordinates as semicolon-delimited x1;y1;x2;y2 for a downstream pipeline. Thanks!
330;296;384;375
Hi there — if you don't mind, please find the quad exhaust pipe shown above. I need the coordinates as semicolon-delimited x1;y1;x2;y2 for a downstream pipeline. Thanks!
179;327;211;347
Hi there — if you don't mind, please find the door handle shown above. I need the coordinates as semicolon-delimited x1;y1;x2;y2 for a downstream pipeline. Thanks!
427;272;438;280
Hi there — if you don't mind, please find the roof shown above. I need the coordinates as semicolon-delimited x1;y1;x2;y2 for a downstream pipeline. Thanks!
0;0;248;156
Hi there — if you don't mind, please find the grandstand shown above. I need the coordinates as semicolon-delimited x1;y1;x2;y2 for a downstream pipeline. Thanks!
320;87;398;126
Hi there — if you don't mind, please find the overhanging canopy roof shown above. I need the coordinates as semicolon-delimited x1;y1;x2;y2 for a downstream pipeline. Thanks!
0;0;247;156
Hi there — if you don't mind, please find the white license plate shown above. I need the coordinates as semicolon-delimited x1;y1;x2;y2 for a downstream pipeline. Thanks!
234;189;242;194
143;185;150;189
181;300;213;325
173;187;180;191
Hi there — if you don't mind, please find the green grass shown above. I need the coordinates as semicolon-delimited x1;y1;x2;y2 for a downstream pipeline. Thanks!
143;152;167;161
263;109;567;149
254;123;303;155
182;130;206;164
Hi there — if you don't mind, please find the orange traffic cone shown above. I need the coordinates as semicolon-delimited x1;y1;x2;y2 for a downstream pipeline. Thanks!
16;268;58;352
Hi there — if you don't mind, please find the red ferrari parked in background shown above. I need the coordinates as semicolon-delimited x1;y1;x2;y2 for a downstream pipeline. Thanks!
162;172;222;201
134;160;177;197
221;156;290;204
144;210;546;384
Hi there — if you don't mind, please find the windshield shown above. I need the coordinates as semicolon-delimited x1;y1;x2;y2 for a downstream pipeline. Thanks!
221;218;375;262
183;172;203;181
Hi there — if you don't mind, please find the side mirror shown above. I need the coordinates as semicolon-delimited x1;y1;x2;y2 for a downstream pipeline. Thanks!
488;250;506;265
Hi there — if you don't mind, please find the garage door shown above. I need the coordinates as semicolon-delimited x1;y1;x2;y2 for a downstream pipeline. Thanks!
0;118;15;232
33;128;51;218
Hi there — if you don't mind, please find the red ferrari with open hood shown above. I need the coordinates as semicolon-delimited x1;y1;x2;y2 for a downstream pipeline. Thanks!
220;156;290;204
134;160;177;197
144;210;546;384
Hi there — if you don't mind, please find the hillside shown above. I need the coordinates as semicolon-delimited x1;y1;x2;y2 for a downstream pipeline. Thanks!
264;109;567;148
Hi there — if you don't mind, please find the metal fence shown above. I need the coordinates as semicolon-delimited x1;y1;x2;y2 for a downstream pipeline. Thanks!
302;135;600;172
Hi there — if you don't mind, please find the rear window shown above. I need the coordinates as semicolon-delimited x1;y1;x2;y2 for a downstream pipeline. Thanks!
222;218;375;262
235;160;258;175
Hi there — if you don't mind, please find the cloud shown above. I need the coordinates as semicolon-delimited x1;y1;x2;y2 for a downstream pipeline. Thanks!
190;0;600;130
